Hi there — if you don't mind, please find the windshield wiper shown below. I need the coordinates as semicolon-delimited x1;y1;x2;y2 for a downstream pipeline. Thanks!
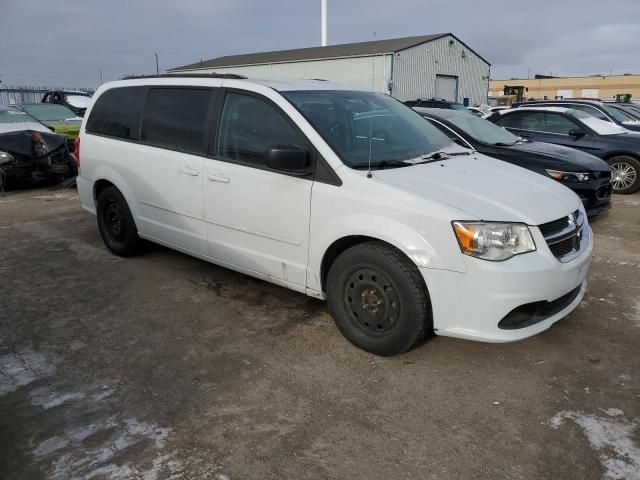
352;149;473;170
351;159;413;169
493;141;517;146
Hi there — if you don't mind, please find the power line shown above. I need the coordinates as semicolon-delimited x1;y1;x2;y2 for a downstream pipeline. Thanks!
0;43;201;57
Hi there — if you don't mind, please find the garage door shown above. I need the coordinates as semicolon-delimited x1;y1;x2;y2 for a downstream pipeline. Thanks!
435;75;458;101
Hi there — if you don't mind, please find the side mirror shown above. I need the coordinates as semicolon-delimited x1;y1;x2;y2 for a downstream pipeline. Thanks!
265;146;312;176
569;129;587;138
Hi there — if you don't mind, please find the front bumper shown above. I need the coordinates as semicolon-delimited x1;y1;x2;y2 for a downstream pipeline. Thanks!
568;178;612;217
421;225;593;342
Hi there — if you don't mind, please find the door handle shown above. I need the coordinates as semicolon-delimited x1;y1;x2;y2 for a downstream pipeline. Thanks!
207;173;230;183
179;166;199;176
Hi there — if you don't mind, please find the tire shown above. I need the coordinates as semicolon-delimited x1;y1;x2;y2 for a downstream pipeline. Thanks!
96;186;143;257
608;155;640;195
326;241;432;356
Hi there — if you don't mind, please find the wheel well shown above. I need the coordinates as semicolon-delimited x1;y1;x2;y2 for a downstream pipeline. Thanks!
603;152;639;162
320;236;412;293
93;179;115;205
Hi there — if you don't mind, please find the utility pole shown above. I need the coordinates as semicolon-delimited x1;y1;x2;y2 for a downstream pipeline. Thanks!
321;0;327;46
155;52;159;75
99;69;103;85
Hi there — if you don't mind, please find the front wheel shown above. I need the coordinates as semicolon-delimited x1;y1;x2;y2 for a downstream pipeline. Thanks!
608;156;640;194
326;242;432;356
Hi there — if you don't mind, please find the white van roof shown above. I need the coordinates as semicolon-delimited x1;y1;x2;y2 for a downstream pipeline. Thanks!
109;73;366;93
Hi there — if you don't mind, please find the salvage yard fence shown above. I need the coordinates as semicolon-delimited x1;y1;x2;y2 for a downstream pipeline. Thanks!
0;86;95;107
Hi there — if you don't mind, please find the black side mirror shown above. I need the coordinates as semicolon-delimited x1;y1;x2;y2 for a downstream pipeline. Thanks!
265;146;312;176
569;129;587;138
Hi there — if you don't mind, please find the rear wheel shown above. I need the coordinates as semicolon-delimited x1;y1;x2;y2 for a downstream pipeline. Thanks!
608;155;640;194
326;241;432;356
96;186;143;256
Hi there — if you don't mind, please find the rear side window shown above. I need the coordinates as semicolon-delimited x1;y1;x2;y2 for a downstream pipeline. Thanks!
141;88;212;153
86;87;145;139
494;112;525;129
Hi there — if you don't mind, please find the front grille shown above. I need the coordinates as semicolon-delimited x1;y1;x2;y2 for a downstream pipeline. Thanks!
539;210;585;262
549;237;576;258
596;184;613;199
594;170;613;180
538;217;570;237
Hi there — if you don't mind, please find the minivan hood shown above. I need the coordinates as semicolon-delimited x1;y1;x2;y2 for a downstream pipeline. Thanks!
508;141;609;171
374;153;581;225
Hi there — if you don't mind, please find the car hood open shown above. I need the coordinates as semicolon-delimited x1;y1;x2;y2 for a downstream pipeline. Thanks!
373;152;582;226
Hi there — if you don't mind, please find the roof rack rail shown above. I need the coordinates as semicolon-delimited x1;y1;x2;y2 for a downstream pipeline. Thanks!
123;73;247;80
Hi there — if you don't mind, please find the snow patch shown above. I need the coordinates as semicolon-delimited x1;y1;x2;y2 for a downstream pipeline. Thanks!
0;350;54;395
30;386;85;409
549;409;640;479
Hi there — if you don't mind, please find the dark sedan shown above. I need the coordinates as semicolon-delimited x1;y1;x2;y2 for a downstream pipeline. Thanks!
415;108;613;216
512;99;640;132
486;107;640;195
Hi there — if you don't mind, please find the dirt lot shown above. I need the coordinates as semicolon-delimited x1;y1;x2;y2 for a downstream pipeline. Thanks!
0;188;638;480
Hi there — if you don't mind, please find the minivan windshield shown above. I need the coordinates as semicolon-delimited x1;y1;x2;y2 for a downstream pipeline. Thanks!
283;90;464;168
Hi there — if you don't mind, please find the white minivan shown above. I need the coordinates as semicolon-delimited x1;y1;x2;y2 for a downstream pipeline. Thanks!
77;74;593;356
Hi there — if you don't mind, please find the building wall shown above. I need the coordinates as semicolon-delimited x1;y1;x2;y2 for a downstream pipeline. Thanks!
392;35;490;105
176;54;394;94
489;75;640;101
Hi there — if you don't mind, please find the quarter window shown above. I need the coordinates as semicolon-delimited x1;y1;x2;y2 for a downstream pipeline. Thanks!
86;87;145;139
141;88;212;153
566;104;609;122
217;92;306;166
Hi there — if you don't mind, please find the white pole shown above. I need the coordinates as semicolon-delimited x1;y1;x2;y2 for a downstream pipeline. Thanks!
321;0;327;46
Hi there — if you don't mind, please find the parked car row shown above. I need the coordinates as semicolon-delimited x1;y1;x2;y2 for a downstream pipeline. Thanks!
486;106;640;194
415;108;613;215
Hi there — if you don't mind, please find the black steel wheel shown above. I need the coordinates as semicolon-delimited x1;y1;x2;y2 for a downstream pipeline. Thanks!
344;267;401;335
327;241;432;356
96;186;143;256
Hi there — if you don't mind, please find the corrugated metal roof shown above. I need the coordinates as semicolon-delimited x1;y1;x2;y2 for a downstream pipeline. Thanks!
169;33;452;71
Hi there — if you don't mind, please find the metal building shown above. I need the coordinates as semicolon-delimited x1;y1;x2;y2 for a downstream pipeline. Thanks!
169;33;491;106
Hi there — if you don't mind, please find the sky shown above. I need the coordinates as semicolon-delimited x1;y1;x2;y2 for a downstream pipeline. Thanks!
1;0;639;88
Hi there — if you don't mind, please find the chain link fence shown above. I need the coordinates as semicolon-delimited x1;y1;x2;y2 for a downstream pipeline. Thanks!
0;86;95;106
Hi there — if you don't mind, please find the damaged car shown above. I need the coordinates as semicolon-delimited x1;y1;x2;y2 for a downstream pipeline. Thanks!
11;103;81;139
0;107;77;191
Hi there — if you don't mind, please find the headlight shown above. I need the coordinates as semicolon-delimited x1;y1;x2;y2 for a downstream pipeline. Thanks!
0;151;15;165
546;169;590;182
452;222;536;261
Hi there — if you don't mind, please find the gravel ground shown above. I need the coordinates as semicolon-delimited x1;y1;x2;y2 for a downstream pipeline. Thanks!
0;188;638;480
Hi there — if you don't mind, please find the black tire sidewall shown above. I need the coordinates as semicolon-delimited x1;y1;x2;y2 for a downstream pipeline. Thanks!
608;156;640;195
326;244;430;356
96;187;140;256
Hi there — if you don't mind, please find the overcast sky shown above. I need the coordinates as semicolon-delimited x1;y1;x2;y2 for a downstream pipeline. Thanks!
1;0;639;88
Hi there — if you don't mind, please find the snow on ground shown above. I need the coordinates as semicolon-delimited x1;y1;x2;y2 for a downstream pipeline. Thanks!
549;409;640;479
